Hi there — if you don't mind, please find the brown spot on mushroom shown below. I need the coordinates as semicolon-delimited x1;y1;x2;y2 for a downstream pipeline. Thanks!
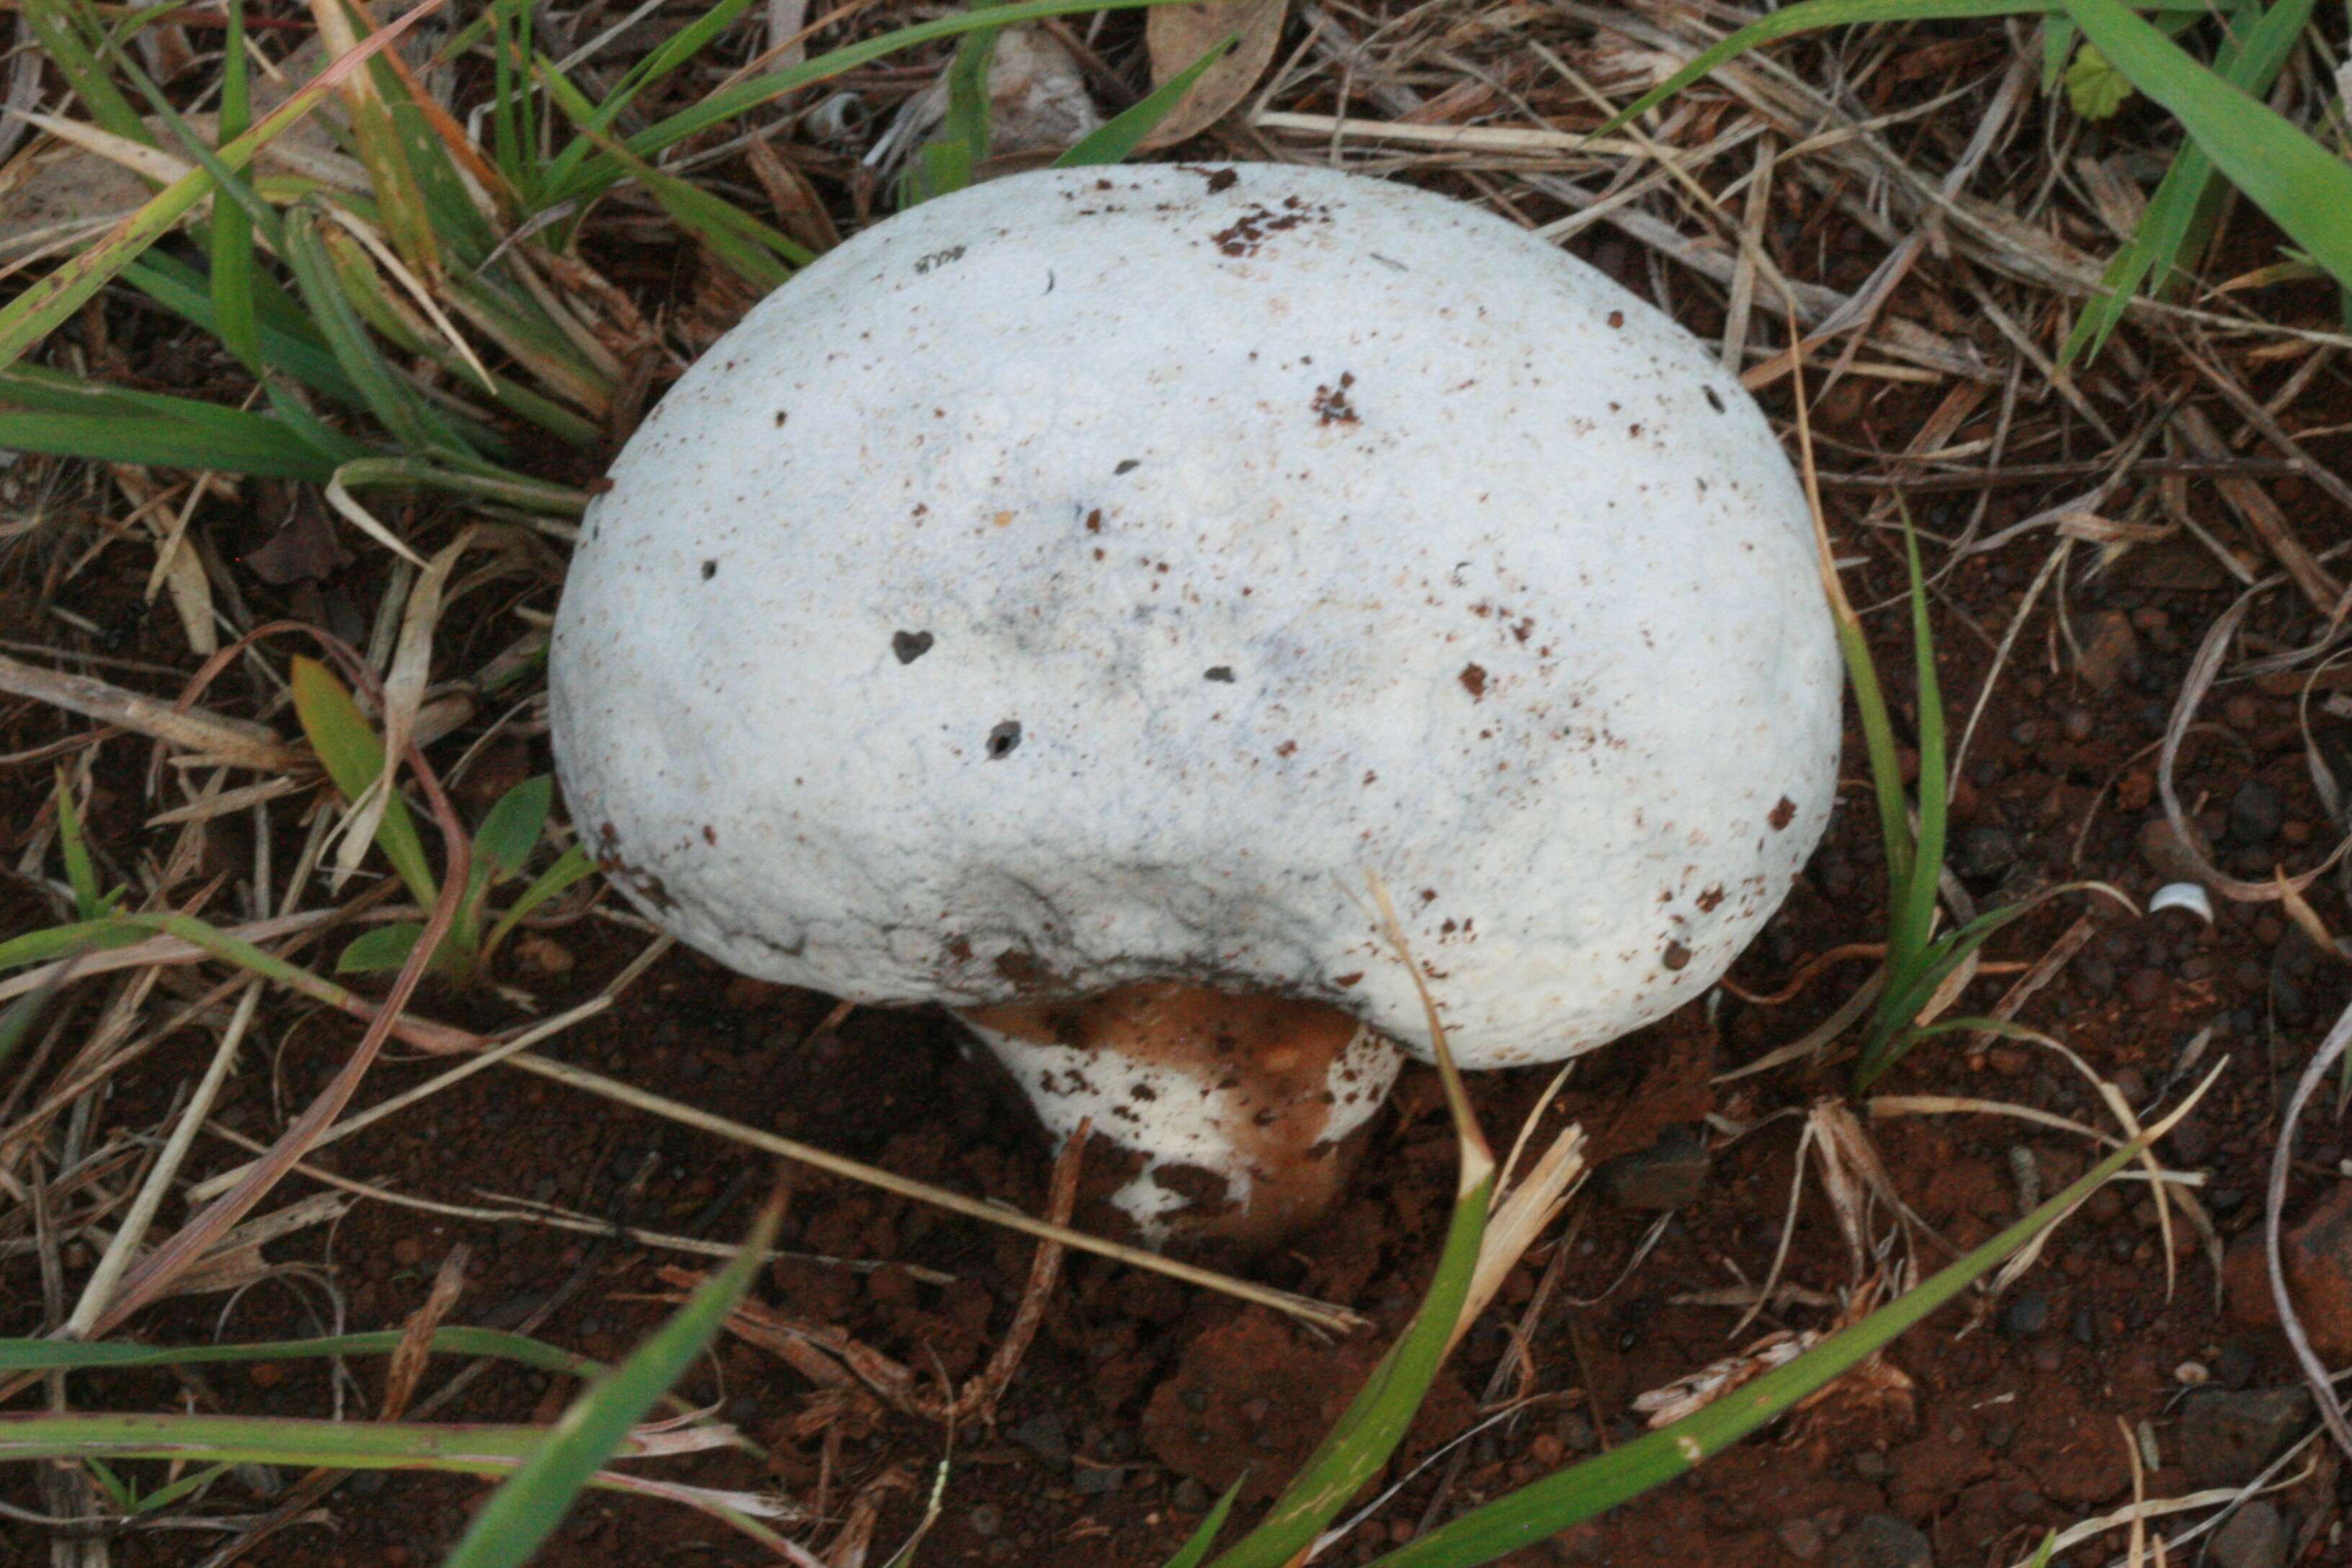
990;948;1060;993
1769;795;1797;830
1661;941;1692;971
1310;373;1359;425
893;630;934;664
1459;663;1488;699
1696;886;1725;913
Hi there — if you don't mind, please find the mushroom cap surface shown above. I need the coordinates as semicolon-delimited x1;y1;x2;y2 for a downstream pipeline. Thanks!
550;162;1842;1069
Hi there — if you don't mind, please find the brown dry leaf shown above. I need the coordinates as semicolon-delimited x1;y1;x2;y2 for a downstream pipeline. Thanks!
1140;0;1289;151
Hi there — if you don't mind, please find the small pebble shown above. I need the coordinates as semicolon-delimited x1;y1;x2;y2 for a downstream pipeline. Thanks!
1774;1518;1825;1562
2001;1290;2050;1338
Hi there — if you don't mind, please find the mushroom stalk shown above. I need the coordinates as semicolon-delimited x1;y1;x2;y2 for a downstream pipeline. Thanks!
960;983;1404;1248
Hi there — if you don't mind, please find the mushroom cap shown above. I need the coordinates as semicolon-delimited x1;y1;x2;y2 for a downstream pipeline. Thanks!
550;162;1842;1069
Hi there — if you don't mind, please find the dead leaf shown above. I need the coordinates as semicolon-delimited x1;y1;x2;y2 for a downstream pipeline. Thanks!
1140;0;1289;151
244;496;353;586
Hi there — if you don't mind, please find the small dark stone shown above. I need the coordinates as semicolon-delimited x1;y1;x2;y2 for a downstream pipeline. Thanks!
2062;709;2095;743
969;1504;1004;1538
2071;1304;2098;1346
2216;1341;2260;1389
1959;825;2021;881
1597;1125;1710;1211
1172;1478;1211;1513
2177;1388;2314;1488
2000;1290;2050;1338
1825;1513;1933;1568
2227;781;2286;846
1852;1450;1890;1481
1009;1411;1070;1469
2210;1501;2290;1568
1073;1465;1124;1496
1776;1518;1825;1562
892;630;934;664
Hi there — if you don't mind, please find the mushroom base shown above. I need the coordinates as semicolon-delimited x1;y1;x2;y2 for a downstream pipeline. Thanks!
959;982;1405;1250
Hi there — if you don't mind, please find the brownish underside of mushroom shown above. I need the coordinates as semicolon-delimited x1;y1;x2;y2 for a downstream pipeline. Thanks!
960;982;1384;1249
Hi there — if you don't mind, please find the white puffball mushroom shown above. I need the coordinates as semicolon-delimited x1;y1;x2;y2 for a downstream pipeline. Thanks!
550;162;1843;1246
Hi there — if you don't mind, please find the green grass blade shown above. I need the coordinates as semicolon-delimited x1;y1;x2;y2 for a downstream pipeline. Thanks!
1057;34;1238;169
123;256;367;412
903;4;1006;207
52;767;104;920
281;206;463;458
0;0;439;376
2039;17;2078;89
440;1196;782;1568
0;408;341;479
1888;525;1944;967
2057;0;2352;287
336;922;426;974
1158;1480;1244;1568
1366;1129;2170;1566
1205;1172;1491;1567
0;1412;593;1469
0;918;152;973
1591;0;2213;139
22;0;149;143
545;0;1201;207
1830;609;1912;896
1207;900;1497;1568
289;655;439;908
210;0;263;375
0;1326;604;1380
333;455;589;516
2060;0;2318;363
533;0;763;195
0;962;77;1082
536;67;808;288
479;844;594;967
475;776;554;879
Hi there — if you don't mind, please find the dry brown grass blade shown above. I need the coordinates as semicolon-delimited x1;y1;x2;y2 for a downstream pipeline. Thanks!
2266;996;2352;1460
331;528;474;890
2160;593;2352;907
1139;0;1287;150
947;1119;1084;1424
0;651;305;771
710;1124;1083;1426
384;1245;470;1418
517;1050;1361;1332
76;712;469;1343
2169;405;2340;617
1446;1118;1586;1358
60;980;266;1335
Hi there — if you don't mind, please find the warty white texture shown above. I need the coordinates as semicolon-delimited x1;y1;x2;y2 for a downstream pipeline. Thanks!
550;161;1844;1070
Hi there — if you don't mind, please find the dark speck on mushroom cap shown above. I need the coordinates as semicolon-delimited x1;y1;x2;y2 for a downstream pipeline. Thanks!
548;162;1842;1070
